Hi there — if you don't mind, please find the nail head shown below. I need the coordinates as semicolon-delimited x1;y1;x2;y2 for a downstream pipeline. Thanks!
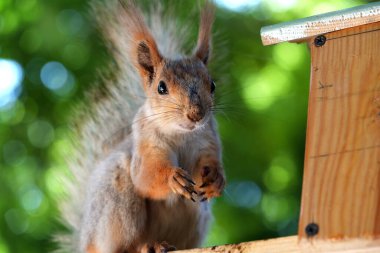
305;222;319;237
314;35;326;47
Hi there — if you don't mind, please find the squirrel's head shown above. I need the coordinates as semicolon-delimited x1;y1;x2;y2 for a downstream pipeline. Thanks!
144;58;215;132
130;2;216;132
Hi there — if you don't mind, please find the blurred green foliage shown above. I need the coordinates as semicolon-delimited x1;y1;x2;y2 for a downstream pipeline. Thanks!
0;0;371;252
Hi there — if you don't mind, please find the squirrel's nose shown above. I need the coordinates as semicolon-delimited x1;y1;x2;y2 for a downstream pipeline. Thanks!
187;106;204;122
187;90;204;122
187;113;202;123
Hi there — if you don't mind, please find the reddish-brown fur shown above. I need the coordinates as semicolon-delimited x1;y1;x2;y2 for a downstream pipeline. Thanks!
77;2;224;253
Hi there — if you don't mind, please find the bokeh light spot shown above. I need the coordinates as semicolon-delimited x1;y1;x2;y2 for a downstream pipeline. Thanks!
225;180;262;208
57;9;85;36
19;28;42;53
0;59;23;108
243;65;290;111
0;240;10;253
40;61;68;90
0;101;25;125
265;0;298;12
273;43;305;71
264;165;291;192
4;209;29;235
0;11;19;34
261;194;290;223
18;0;38;12
2;140;27;166
311;2;355;16
21;186;44;212
0;0;8;12
264;154;297;192
63;43;90;69
40;61;76;97
27;120;55;148
215;0;260;11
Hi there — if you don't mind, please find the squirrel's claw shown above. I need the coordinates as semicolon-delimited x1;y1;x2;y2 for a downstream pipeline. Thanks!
197;163;225;200
186;178;196;186
142;242;176;253
169;168;198;201
199;182;210;188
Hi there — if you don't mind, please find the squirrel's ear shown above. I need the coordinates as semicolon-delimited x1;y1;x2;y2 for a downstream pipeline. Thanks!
136;40;162;83
193;2;215;65
119;0;162;84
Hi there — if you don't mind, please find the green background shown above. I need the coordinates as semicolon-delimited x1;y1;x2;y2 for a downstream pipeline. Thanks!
0;0;373;252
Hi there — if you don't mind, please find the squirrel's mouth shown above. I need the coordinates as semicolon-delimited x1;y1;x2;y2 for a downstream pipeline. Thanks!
177;112;209;131
179;122;196;131
179;118;207;131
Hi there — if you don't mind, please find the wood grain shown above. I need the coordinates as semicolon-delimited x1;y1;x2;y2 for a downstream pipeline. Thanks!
260;2;380;45
298;22;380;240
176;13;380;253
174;236;380;253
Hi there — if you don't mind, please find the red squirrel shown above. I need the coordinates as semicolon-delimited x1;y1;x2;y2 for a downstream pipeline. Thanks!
57;1;225;252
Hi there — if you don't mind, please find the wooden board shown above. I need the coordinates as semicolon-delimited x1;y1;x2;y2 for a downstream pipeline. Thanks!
175;236;380;253
298;22;380;240
260;2;380;45
177;12;380;253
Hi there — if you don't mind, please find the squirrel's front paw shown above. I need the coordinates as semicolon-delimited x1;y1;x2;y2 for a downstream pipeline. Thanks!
197;160;225;201
168;168;197;202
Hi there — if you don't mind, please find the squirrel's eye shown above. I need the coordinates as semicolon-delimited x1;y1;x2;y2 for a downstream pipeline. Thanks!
211;80;216;93
158;81;168;95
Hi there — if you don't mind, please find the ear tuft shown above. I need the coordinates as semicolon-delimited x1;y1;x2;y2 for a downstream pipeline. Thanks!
118;0;162;85
137;41;155;83
193;1;215;65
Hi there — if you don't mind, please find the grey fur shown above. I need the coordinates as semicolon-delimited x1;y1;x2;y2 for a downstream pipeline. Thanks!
56;1;221;253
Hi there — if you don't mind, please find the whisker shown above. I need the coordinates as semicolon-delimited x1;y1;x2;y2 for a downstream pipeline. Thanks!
132;94;183;108
213;109;231;122
128;111;180;128
223;188;233;202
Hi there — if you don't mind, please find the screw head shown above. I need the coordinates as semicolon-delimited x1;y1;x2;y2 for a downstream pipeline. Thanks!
314;35;326;47
305;223;319;237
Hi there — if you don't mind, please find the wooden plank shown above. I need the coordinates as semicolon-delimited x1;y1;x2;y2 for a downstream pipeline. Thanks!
174;236;380;253
182;15;380;253
298;22;380;240
260;2;380;45
175;236;300;253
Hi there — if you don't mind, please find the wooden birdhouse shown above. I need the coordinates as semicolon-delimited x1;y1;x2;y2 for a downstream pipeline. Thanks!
180;2;380;253
261;2;380;248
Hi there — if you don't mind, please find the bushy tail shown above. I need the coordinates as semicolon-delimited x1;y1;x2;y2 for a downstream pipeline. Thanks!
55;1;194;252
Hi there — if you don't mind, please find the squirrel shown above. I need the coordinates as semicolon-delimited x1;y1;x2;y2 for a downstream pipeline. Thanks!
56;1;225;253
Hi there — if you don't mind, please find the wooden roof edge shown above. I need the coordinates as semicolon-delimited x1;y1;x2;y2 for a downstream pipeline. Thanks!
261;2;380;46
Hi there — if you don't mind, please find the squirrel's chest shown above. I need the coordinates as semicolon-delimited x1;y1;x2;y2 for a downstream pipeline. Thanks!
175;136;211;170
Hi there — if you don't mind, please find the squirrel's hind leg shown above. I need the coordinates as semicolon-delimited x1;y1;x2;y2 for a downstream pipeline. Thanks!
140;242;176;253
81;153;148;253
